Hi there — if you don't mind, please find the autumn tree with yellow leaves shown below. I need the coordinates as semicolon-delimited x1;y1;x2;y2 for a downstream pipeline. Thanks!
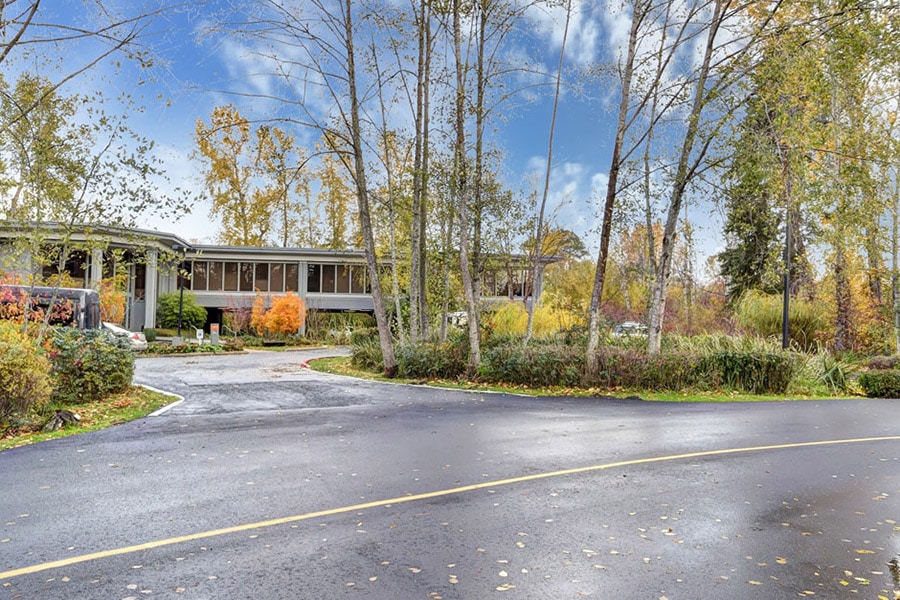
195;105;309;247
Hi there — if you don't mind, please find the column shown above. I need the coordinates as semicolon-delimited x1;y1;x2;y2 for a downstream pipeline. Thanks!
144;249;158;329
90;248;103;289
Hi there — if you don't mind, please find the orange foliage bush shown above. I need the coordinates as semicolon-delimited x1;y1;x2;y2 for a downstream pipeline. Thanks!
250;294;268;335
98;277;127;325
251;292;307;338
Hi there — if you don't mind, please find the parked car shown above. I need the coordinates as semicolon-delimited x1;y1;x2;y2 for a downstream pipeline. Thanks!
103;322;148;351
612;321;648;338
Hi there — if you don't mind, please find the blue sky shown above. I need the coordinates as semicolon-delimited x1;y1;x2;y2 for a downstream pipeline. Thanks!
28;0;723;272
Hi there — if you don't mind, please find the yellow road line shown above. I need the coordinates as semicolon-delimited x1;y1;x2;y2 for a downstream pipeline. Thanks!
2;435;898;581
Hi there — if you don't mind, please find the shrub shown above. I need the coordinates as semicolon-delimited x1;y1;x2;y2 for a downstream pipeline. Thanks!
396;339;468;380
705;351;796;394
98;276;127;324
350;327;383;371
858;370;900;398
481;343;584;387
250;293;307;338
483;301;580;339
305;310;375;341
588;348;712;391
812;352;855;394
48;327;134;404
866;355;900;370
486;301;527;336
156;291;207;330
0;321;52;424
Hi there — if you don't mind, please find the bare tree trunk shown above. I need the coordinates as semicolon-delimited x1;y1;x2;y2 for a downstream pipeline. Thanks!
472;2;487;306
647;0;726;355
864;223;884;304
681;205;695;335
439;200;455;342
453;0;480;374
893;175;900;354
585;0;645;376
342;0;396;376
418;24;432;339
642;0;673;286
409;0;428;342
525;0;571;345
372;47;407;344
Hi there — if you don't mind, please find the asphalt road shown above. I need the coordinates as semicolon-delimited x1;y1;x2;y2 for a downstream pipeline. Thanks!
1;349;899;599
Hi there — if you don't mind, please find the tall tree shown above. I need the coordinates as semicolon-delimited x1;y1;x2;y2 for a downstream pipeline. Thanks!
451;0;481;374
646;0;760;354
526;0;572;344
203;0;398;374
586;0;654;373
317;151;355;250
723;0;898;351
194;105;278;246
257;125;309;248
0;74;184;227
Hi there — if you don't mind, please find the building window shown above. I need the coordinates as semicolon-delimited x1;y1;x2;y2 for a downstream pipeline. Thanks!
192;261;208;291
224;262;239;291
254;263;269;291
270;264;284;292
208;262;223;291
42;248;88;286
336;265;351;293
239;263;254;292
351;265;366;294
321;264;336;293
483;272;497;296
306;264;320;293
177;261;192;290
133;264;146;300
286;263;299;292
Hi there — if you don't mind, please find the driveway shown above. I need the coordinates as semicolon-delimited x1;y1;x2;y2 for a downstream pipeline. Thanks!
134;347;376;414
1;349;898;599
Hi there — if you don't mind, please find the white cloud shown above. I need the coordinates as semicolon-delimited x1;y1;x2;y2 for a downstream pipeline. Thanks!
520;157;611;249
527;0;603;66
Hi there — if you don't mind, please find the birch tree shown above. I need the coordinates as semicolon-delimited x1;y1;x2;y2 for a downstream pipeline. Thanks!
526;0;572;344
205;0;398;374
194;105;277;246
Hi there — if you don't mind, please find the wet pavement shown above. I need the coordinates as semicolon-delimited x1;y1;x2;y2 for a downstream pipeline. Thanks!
1;349;898;599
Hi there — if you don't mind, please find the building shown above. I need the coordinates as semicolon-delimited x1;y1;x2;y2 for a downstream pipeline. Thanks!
0;222;375;332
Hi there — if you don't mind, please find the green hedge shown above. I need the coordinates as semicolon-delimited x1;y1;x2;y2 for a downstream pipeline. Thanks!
349;328;384;371
396;340;468;380
480;344;583;387
584;348;795;394
48;328;134;404
589;348;713;391
348;332;799;394
705;351;796;394
858;370;900;398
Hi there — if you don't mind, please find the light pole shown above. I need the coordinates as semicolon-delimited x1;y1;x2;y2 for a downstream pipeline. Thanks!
781;161;792;351
172;244;187;338
774;138;793;351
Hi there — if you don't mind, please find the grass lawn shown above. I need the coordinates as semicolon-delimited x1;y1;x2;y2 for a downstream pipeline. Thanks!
0;386;176;451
